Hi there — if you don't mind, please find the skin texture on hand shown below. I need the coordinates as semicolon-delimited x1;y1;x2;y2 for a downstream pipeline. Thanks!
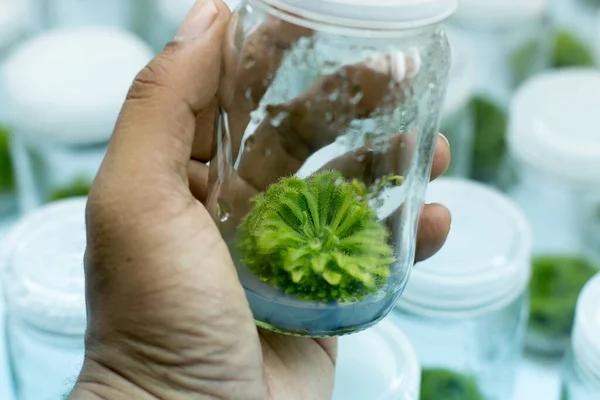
69;0;452;399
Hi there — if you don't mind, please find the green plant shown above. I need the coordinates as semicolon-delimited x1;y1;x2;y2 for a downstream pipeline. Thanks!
420;368;485;400
237;170;401;303
49;176;92;202
0;125;15;192
510;38;543;87
529;256;598;338
469;96;508;185
551;30;595;68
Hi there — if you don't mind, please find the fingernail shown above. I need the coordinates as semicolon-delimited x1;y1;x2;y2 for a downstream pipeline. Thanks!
439;132;450;148
176;0;220;40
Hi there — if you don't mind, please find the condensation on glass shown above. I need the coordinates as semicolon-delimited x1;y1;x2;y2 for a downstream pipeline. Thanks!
2;27;153;213
560;273;600;400
205;0;456;337
506;70;600;356
0;198;88;400
394;178;532;400
0;0;31;216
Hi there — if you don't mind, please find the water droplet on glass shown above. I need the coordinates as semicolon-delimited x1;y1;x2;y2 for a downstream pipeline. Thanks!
350;92;364;105
357;154;365;162
270;111;289;128
217;200;232;223
244;136;255;152
325;112;334;123
328;91;340;101
245;88;253;102
244;58;256;69
428;83;436;90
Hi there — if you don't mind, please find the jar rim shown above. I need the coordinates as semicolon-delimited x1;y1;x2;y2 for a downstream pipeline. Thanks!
572;273;600;382
451;0;549;29
253;0;457;31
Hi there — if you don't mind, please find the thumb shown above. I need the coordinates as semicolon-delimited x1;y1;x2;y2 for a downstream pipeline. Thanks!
100;0;230;191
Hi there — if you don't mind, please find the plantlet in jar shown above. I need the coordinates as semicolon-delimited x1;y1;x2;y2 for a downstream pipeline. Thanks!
49;176;92;202
529;256;598;338
0;126;15;192
237;170;401;303
420;369;485;400
551;30;595;68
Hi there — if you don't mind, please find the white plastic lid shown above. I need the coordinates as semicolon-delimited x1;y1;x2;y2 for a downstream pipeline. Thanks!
158;0;241;26
333;318;421;400
508;69;600;187
453;0;548;28
3;27;153;145
443;25;475;116
0;0;29;50
0;198;88;335
572;273;600;380
262;0;458;29
396;178;532;316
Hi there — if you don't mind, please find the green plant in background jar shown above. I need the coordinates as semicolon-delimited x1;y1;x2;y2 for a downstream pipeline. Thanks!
49;176;92;202
420;368;485;400
551;30;595;68
510;38;545;88
529;256;598;339
0;125;15;194
237;170;401;303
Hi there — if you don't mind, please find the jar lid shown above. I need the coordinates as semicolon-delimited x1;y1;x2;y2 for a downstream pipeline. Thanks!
396;178;532;316
261;0;458;29
452;0;549;28
443;25;475;116
333;318;421;400
572;273;600;380
508;69;600;187
0;198;88;335
0;0;29;50
2;27;153;146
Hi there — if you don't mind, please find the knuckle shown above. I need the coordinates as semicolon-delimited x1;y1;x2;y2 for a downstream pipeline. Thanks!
126;52;178;102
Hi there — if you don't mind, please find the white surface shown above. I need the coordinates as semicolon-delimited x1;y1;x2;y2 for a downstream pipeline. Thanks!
453;0;549;28
397;178;531;314
0;0;30;50
2;27;153;145
508;69;600;187
573;273;600;380
334;317;421;400
260;0;458;29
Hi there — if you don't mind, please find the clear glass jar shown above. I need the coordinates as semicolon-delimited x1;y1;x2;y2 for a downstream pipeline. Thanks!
506;70;600;355
206;0;455;337
560;273;600;400
394;178;532;400
440;26;475;178
1;27;153;213
0;198;88;400
333;317;421;400
549;0;600;69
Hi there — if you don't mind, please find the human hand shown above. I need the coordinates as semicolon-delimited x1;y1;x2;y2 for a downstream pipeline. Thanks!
70;1;451;399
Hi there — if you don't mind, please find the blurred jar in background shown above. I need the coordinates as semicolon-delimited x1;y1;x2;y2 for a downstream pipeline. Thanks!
440;26;475;178
394;178;532;400
31;0;148;34
1;27;153;213
0;0;31;217
560;273;600;400
449;0;551;188
0;198;87;400
548;0;600;69
333;317;421;400
506;69;600;356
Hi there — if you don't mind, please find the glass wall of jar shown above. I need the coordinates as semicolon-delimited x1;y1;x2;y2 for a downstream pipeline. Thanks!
0;0;31;217
439;26;475;178
30;0;149;33
548;0;600;69
506;69;600;356
0;198;88;400
560;273;600;400
448;0;551;187
206;0;456;337
1;27;153;213
394;178;532;400
333;317;421;400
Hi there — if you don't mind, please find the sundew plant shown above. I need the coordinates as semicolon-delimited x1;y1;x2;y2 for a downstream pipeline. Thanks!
237;170;402;303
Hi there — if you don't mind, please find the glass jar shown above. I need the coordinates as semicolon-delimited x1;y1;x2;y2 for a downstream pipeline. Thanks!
560;273;600;400
333;316;421;400
549;0;600;68
0;198;88;400
394;178;532;400
0;0;31;217
440;26;475;178
1;27;153;213
206;0;456;337
506;69;600;355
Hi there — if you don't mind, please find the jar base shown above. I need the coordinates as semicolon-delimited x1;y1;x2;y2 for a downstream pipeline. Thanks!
254;316;382;338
